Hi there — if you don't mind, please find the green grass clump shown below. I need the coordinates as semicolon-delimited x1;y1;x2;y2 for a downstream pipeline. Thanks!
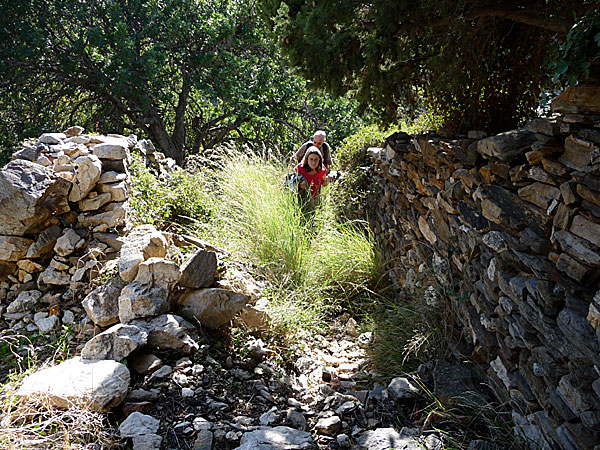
207;150;387;333
129;154;216;231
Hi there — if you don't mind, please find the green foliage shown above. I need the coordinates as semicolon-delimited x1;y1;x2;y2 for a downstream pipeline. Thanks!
262;0;598;133
551;10;600;85
0;0;368;164
328;125;389;223
128;154;216;230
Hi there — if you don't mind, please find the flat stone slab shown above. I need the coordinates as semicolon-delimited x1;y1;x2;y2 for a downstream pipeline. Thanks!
234;426;317;450
17;357;130;411
357;428;422;450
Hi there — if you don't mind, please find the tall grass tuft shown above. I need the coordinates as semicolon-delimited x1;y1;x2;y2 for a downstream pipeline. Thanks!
210;149;387;331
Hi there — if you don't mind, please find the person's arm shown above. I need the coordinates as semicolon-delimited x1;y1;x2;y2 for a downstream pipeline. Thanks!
323;143;333;170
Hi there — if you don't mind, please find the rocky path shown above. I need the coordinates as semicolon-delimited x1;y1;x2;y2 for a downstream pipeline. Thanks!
116;316;448;450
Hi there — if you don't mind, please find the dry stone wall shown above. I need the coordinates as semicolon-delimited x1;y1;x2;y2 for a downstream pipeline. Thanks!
368;86;600;450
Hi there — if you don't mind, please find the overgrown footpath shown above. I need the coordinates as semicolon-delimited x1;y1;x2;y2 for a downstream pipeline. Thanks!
1;129;518;449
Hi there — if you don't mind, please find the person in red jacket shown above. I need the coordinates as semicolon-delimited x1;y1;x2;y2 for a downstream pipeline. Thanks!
295;146;330;201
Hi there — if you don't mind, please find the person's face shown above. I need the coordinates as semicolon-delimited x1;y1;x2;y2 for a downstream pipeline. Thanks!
313;136;324;147
307;153;320;170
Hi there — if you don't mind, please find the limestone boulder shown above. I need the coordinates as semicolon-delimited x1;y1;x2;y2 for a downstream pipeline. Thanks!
174;288;250;329
118;282;171;323
178;249;217;289
0;236;34;261
78;202;127;229
54;228;84;256
64;126;84;137
78;192;112;211
98;180;129;202
68;154;102;202
7;290;42;314
98;171;127;184
26;226;62;258
38;266;71;286
17;357;130;411
82;276;126;327
81;324;148;361
39;132;66;144
0;160;71;236
131;314;199;354
118;225;168;282
119;412;160;438
234;426;316;450
134;257;181;288
92;141;129;160
477;129;537;163
357;428;421;450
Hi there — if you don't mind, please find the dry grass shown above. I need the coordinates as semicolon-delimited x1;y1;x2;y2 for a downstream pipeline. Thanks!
0;381;122;449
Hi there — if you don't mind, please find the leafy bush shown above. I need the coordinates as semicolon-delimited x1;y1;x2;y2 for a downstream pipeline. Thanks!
129;154;216;230
328;125;389;223
552;10;600;85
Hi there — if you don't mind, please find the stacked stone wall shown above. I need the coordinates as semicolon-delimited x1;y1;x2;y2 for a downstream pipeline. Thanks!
368;86;600;449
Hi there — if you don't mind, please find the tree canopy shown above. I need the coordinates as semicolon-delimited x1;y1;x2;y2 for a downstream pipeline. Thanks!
0;0;365;164
261;0;600;133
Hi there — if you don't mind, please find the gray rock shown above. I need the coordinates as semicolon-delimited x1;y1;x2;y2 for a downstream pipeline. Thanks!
78;192;112;211
129;353;163;375
25;225;62;258
133;433;162;450
194;430;214;450
130;314;199;354
118;282;171;323
39;133;66;144
98;171;127;184
387;377;420;401
7;290;41;313
78;203;127;229
82;276;126;327
17;357;130;411
0;160;71;236
553;231;600;266
54;228;84;257
35;314;59;333
476;129;537;162
0;235;34;261
69;154;102;202
97;180;129;203
149;365;172;380
357;428;422;450
118;225;168;282
119;411;160;438
235;426;316;450
38;266;71;286
92;142;129;160
81;323;148;361
285;409;306;431
178;249;217;288
314;415;341;436
134;257;181;288
174;288;250;329
12;145;42;162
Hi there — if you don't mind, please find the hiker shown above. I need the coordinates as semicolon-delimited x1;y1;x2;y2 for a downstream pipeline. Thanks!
293;130;333;171
295;146;330;201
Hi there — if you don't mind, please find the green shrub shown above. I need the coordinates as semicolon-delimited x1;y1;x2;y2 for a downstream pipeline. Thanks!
329;125;390;223
129;154;216;231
